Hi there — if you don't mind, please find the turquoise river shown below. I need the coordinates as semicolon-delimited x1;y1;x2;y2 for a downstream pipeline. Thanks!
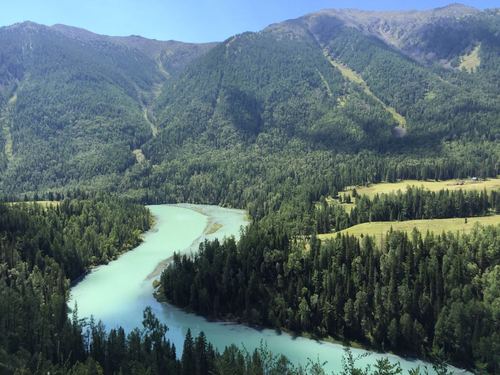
69;204;468;374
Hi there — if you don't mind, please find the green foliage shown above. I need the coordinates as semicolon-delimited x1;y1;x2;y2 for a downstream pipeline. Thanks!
161;224;500;372
1;13;500;203
148;28;399;154
316;187;498;234
0;23;166;192
0;198;151;373
0;199;437;374
1;9;500;374
0;199;151;280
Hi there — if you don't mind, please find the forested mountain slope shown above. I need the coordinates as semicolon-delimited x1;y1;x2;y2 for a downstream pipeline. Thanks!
0;4;499;200
147;3;500;153
0;22;213;193
131;4;499;207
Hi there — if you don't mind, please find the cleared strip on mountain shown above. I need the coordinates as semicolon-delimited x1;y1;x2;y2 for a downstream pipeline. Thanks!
323;50;407;128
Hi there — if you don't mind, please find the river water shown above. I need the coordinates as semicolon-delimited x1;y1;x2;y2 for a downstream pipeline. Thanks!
69;204;467;374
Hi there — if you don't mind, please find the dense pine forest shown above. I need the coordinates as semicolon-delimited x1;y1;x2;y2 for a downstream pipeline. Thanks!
161;224;499;373
0;5;499;201
160;176;500;373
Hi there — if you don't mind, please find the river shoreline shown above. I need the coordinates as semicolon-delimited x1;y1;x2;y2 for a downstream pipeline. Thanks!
69;204;469;374
156;292;450;372
153;205;471;374
69;213;154;288
146;203;241;279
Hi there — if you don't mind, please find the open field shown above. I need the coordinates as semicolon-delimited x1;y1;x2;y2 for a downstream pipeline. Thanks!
5;200;61;207
323;196;355;213
342;178;500;199
318;215;500;243
460;44;481;73
132;149;146;164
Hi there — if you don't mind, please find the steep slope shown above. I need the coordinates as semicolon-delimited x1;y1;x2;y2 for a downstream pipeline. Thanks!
142;4;499;160
0;5;499;198
51;24;216;78
0;22;215;193
145;27;399;160
296;4;486;65
298;7;500;144
322;49;407;130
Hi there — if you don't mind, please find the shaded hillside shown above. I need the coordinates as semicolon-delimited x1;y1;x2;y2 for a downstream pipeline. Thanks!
146;29;397;157
298;4;482;64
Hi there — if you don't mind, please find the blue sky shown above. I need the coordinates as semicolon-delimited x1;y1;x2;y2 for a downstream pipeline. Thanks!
1;0;498;42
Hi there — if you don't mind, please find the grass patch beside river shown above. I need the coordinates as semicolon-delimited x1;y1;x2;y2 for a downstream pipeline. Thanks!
318;215;500;244
342;178;500;199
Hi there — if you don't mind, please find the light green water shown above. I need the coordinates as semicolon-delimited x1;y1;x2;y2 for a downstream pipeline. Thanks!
69;204;468;374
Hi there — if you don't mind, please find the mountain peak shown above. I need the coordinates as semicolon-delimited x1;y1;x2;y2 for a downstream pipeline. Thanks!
3;21;47;32
432;3;479;15
290;3;482;65
310;3;479;20
437;3;477;10
51;24;102;41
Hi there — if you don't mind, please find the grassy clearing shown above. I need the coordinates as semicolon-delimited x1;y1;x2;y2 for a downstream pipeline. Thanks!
326;55;365;86
323;50;407;128
5;200;61;207
1;121;13;159
343;178;500;199
336;95;348;107
143;108;158;137
318;215;500;243
425;90;437;101
323;196;355;213
324;178;500;213
460;44;481;73
133;149;146;164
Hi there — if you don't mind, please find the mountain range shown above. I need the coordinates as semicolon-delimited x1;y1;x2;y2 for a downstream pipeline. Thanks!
0;3;498;198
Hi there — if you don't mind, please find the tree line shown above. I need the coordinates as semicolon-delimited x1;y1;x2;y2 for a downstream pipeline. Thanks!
0;198;151;373
315;187;499;234
0;199;151;281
